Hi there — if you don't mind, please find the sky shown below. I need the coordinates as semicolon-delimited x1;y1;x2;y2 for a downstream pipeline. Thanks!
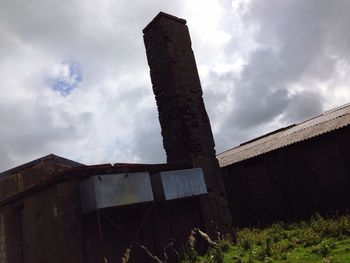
0;0;350;171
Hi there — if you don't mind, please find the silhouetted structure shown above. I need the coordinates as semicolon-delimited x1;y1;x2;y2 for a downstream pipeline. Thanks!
218;104;350;226
143;12;232;235
0;11;349;263
0;154;207;263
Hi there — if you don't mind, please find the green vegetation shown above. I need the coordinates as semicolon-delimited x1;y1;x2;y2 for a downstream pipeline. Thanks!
181;214;350;263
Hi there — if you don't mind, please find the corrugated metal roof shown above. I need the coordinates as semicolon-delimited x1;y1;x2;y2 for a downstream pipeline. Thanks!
217;103;350;167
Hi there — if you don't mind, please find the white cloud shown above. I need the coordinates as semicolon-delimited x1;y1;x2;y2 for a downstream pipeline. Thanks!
0;0;350;171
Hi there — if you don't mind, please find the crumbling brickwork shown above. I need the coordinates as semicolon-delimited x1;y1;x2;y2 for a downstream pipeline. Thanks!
143;12;232;235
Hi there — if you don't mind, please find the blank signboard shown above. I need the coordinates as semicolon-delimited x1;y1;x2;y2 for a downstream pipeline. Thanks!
79;172;154;214
160;168;207;200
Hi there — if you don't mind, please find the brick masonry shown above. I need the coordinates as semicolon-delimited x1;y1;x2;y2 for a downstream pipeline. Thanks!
143;12;232;235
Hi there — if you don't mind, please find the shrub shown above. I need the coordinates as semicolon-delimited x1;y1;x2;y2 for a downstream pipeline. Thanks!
311;239;336;257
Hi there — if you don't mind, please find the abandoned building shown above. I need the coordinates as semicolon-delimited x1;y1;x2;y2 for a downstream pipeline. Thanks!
0;154;209;263
0;12;229;263
0;11;349;263
218;103;350;226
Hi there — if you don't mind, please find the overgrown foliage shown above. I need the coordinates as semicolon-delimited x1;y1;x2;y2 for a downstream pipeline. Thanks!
181;213;350;263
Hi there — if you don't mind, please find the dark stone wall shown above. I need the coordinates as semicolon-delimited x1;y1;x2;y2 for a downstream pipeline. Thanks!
222;126;350;226
0;172;206;263
143;12;232;235
1;180;85;263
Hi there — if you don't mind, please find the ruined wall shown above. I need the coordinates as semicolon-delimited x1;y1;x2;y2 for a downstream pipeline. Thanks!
0;180;85;263
143;12;232;235
222;126;350;226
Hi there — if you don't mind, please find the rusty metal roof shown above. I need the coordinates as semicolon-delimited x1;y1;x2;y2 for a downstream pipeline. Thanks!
217;103;350;167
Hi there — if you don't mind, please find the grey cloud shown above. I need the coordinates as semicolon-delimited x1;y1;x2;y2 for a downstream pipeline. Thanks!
207;0;350;153
247;0;350;81
0;0;188;170
0;97;93;170
282;91;324;123
232;88;289;129
1;0;350;171
129;109;165;164
0;0;186;80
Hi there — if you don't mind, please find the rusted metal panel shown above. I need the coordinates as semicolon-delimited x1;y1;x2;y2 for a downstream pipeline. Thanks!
80;172;154;214
218;104;350;167
160;168;207;200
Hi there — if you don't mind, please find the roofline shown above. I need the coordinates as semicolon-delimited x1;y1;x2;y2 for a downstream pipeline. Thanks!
0;161;193;208
218;102;350;156
217;102;350;167
0;154;84;179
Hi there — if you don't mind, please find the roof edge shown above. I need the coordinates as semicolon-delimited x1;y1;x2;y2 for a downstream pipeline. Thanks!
217;102;350;167
0;154;84;178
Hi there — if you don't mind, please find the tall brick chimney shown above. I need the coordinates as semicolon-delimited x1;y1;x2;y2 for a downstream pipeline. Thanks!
143;12;232;235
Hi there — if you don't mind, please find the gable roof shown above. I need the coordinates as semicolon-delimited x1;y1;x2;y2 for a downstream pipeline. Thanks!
0;154;84;179
217;103;350;167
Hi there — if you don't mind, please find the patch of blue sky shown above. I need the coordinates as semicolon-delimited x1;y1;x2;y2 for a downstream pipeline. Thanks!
48;61;82;96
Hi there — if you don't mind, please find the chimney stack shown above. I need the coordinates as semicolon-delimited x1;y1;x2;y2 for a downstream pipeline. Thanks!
143;12;232;235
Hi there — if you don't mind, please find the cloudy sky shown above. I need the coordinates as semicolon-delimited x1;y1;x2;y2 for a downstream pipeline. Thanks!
0;0;349;171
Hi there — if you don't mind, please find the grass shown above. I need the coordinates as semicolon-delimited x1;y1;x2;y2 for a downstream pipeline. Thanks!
181;213;350;263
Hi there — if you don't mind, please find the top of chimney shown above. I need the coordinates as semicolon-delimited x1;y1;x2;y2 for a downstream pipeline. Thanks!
143;12;186;34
